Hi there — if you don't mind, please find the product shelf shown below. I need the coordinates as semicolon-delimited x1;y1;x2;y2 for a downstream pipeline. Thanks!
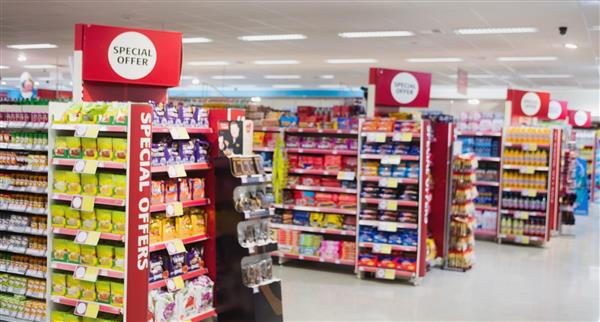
288;168;340;176
0;143;48;152
455;130;502;137
0;185;46;194
360;198;419;208
273;251;355;266
51;123;127;133
358;242;417;252
474;229;497;237
0;314;41;322
52;227;124;241
148;268;208;290
286;148;357;156
149;198;210;212
499;209;547;218
473;181;500;187
254;127;283;132
0;226;47;236
0;246;46;258
188;308;217;322
0;165;48;173
503;142;551;150
474;205;498;211
475;156;502;162
358;220;418;230
152;126;212;134
359;176;418;184
50;296;122;315
252;146;275;152
149;234;209;252
0;266;46;279
501;187;547;194
52;193;126;207
503;164;549;172
0;122;48;130
360;131;420;139
357;265;415;278
52;158;127;170
272;204;356;215
497;234;545;244
360;154;420;161
286;128;358;135
150;162;210;173
0;204;47;215
50;261;124;279
285;184;357;194
270;223;356;236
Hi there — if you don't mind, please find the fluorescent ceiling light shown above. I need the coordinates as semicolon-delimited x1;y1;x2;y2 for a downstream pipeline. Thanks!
34;81;40;86
455;27;537;35
272;84;302;89
523;74;572;78
564;43;578;49
188;61;229;66
591;26;600;31
17;54;26;62
24;64;56;69
497;56;557;62
211;75;246;80
468;98;480;105
406;57;463;63
253;60;299;65
1;77;19;81
7;43;57;49
326;58;377;64
264;75;301;79
320;75;335;79
182;37;212;44
448;74;494;79
338;30;414;38
239;34;306;41
319;84;347;89
0;65;9;69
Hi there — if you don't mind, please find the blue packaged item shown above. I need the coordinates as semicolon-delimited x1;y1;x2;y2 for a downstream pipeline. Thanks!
359;227;375;242
373;232;388;243
388;233;403;245
280;115;298;128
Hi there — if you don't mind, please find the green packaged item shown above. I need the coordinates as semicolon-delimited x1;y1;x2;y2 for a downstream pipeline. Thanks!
66;137;82;159
82;138;98;160
64;208;81;229
66;240;81;264
64;313;80;322
63;102;82;123
114;247;125;271
51;273;66;296
112;138;127;163
96;280;111;304
80;245;97;266
81;210;97;231
80;280;96;301
51;204;67;228
82;102;108;124
110;282;124;307
112;174;126;199
65;172;81;194
53;238;68;262
50;311;66;322
98;173;114;197
97;245;114;268
112;211;126;235
96;209;113;232
65;275;81;299
54;136;68;158
81;173;98;196
53;170;67;192
97;137;113;161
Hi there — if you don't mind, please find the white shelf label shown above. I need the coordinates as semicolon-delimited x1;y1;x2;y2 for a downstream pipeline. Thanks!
378;222;398;232
380;155;401;165
366;133;386;143
378;178;398;188
375;268;395;280
392;132;413;142
378;200;397;211
336;171;355;181
167;164;187;178
372;243;392;254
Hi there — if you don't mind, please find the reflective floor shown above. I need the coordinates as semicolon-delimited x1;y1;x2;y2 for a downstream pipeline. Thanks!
278;204;599;321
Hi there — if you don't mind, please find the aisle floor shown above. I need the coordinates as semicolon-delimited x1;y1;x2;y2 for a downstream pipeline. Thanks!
278;205;599;321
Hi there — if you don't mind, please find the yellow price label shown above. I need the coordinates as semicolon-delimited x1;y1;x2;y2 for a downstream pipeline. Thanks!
523;143;538;151
378;222;398;232
71;196;95;212
515;236;530;244
167;276;185;292
393;132;413;142
74;125;99;138
169;127;190;140
73;266;99;282
336;171;355;181
166;239;187;255
514;211;529;220
372;243;392;254
167;164;187;178
366;132;387;143
74;302;99;318
519;166;535;174
73;160;98;174
378;178;398;188
74;231;101;246
521;190;537;197
375;268;396;280
381;155;401;165
166;202;184;217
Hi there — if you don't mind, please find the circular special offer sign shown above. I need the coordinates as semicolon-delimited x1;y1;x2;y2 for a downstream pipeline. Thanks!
520;92;542;116
574;110;588;126
108;31;157;80
390;72;419;104
547;100;562;120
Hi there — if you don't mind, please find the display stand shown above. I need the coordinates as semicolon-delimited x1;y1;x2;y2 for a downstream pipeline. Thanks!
0;103;49;322
573;129;597;202
356;117;431;285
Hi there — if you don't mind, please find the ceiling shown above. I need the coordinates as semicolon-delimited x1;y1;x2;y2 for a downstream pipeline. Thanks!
1;0;599;91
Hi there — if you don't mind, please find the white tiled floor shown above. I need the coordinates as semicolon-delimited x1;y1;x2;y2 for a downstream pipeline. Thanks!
278;205;599;321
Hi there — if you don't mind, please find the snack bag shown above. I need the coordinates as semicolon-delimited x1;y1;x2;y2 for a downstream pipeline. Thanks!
113;104;128;125
81;138;98;159
51;273;66;296
176;213;193;237
64;208;81;229
81;173;98;196
96;280;111;303
112;211;126;235
66;240;81;263
111;282;124;307
178;179;191;202
97;245;114;268
149;214;163;244
65;172;81;194
80;245;97;266
64;314;80;322
190;178;205;200
96;209;112;232
65;275;81;299
190;209;206;235
63;103;82;123
80;280;96;301
53;239;67;261
97;138;113;161
80;210;96;231
112;174;126;199
50;311;65;322
113;138;127;162
66;137;82;159
162;217;177;241
114;247;125;271
98;173;114;197
51;204;67;228
53;170;67;192
54;136;68;158
151;180;164;204
164;180;178;203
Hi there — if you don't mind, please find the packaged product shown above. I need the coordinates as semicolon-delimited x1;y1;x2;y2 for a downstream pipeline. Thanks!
81;173;98;196
154;292;176;322
62;103;82;123
97;245;114;268
113;138;127;162
113;104;128;125
186;247;203;271
51;273;66;296
53;170;67;192
162;217;177;241
80;245;97;266
81;102;108;123
174;287;196;320
66;137;82;159
190;178;205;200
168;252;187;277
98;173;114;197
65;275;81;299
64;314;80;322
97;137;113;161
176;213;193;237
190;209;206;235
64;208;81;229
149;214;163;244
51;204;67;228
96;209;112;232
96;280;111;303
65;172;81;194
149;254;167;282
178;179;191;202
111;211;126;234
164;180;178;202
54;136;68;158
80;280;96;301
80;210;96;231
151;180;164;204
66;240;81;263
81;138;98;159
113;247;125;271
51;311;65;322
110;282;124;307
112;174;126;199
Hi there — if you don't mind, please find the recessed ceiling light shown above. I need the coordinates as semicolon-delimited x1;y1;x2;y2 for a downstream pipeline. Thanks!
7;43;57;49
320;75;335;79
0;65;9;69
253;60;299;65
564;43;578;49
325;58;377;64
24;64;56;69
188;61;229;66
455;27;537;35
272;84;302;89
211;75;246;80
448;74;494;79
0;81;6;85
523;74;572;78
182;37;212;44
468;98;480;105
338;30;414;38
69;81;73;86
497;56;557;62
239;34;306;41
264;75;301;79
406;57;463;63
192;78;201;85
17;54;26;62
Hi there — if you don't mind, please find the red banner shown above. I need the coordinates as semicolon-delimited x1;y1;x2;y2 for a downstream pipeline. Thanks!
126;103;152;320
79;24;182;87
546;100;568;121
457;68;468;95
369;68;431;107
568;109;592;128
507;89;550;118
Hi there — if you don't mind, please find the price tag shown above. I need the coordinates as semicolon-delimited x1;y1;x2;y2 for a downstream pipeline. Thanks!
372;243;392;254
71;196;95;212
165;202;184;217
336;171;355;181
515;236;530;244
375;268;395;280
378;178;398;188
165;239;187;255
74;302;99;318
522;143;538;151
73;160;98;175
366;133;386;143
381;155;401;165
378;200;397;211
519;166;535;174
167;164;187;178
74;231;101;246
169;127;190;140
73;266;99;282
378;222;398;232
74;125;99;138
392;132;413;142
514;211;529;220
167;276;185;292
521;189;537;197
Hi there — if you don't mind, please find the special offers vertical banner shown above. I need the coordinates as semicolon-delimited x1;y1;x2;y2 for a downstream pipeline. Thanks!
125;103;152;320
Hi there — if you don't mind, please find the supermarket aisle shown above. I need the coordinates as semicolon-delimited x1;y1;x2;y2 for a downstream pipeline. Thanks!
279;205;600;321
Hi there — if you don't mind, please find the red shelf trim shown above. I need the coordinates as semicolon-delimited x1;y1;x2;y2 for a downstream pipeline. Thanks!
150;198;210;212
148;268;208;290
273;251;354;266
149;234;209;252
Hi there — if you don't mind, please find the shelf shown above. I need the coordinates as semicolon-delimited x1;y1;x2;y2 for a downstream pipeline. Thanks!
148;268;208;290
358;220;418;230
0;185;47;194
0;165;48;173
360;154;420;161
0;122;48;130
358;242;417;252
150;162;210;173
272;204;356;215
286;148;357;156
239;174;272;184
360;176;418;184
270;223;356;236
504;142;551;150
52;123;127;132
357;265;415;278
253;146;275;152
52;158;127;170
503;165;549;172
0;266;45;279
149;234;209;252
152;126;212;134
0;246;46;258
500;209;547;218
150;198;210;212
52;227;124;241
475;205;498;211
0;314;40;322
361;198;419;208
254;126;283;132
473;181;500;187
0;143;47;151
288;168;340;176
455;130;502;137
273;251;355;266
51;261;124;279
502;187;547;195
188;308;217;322
498;234;545;244
475;229;497;237
52;193;126;207
360;131;420;139
286;184;357;194
286;128;358;135
51;296;122;315
475;156;502;162
0;226;47;236
0;204;47;215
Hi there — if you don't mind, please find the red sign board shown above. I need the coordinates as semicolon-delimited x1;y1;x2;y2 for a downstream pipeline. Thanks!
369;68;431;108
568;109;592;128
546;100;568;121
457;68;468;95
507;89;550;118
78;24;182;87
